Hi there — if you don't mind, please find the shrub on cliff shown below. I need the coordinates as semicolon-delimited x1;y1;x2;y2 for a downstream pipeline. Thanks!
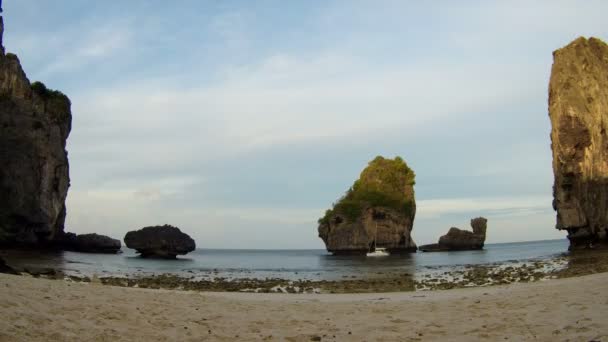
31;81;65;99
319;156;416;224
30;81;71;131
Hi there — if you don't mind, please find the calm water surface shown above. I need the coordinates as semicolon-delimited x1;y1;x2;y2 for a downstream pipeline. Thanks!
3;239;569;281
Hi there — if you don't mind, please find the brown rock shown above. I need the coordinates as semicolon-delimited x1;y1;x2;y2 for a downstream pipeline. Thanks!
549;37;608;249
318;207;417;255
58;232;122;254
470;217;487;236
420;217;487;252
124;225;196;259
318;156;417;255
0;16;72;246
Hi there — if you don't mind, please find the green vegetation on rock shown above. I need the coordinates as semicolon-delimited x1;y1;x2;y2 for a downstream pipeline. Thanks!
319;156;416;224
31;81;71;125
31;81;66;99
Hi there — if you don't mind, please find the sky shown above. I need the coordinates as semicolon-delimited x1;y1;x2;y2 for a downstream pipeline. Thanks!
3;1;608;248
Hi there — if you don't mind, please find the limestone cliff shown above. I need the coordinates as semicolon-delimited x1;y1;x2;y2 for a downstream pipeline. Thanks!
0;16;72;245
318;156;417;255
549;37;608;249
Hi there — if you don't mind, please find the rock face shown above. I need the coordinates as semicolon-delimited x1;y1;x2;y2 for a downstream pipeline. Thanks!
124;225;196;259
58;233;122;254
0;257;18;275
549;37;608;249
318;156;417;255
0;16;72;246
419;217;487;252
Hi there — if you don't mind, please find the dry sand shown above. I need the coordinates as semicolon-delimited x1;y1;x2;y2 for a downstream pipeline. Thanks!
1;272;607;341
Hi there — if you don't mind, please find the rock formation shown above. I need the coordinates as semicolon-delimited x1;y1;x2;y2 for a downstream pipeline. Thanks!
318;156;417;255
124;225;196;259
0;16;72;246
58;233;122;254
419;217;488;252
549;37;608;249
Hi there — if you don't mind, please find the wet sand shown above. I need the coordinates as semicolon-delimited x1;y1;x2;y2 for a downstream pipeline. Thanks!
1;271;607;341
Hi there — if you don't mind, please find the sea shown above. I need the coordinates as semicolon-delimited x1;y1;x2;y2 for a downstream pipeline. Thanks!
2;239;569;282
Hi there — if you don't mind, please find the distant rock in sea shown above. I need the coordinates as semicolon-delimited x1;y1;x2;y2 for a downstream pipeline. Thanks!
124;225;196;259
318;156;417;255
58;232;122;254
549;37;608;249
0;16;72;246
419;217;488;252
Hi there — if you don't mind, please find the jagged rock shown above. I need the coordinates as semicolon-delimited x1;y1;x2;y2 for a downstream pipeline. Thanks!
124;225;196;259
318;156;417;255
0;256;18;275
0;16;72;246
419;217;487;252
549;37;608;249
58;232;122;254
470;217;487;236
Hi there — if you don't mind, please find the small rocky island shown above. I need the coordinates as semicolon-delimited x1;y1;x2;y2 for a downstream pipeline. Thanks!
419;217;488;252
318;156;417;255
549;37;608;249
124;225;196;259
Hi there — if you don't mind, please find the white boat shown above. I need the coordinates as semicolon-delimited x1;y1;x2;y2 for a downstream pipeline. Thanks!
366;248;389;257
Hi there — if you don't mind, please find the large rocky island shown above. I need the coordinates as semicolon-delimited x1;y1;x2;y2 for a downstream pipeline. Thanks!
0;17;72;246
318;156;417;255
549;37;608;249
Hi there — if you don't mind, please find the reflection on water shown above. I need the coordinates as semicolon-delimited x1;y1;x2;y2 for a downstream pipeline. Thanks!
318;253;416;278
1;249;67;272
1;239;569;281
558;247;608;277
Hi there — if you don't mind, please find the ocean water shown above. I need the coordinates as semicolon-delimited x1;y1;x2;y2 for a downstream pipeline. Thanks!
2;239;569;281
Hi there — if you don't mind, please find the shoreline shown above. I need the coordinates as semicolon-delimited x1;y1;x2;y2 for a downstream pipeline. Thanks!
1;271;607;341
3;247;608;294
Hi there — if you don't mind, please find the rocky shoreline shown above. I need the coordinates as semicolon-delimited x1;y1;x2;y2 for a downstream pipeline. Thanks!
7;248;608;294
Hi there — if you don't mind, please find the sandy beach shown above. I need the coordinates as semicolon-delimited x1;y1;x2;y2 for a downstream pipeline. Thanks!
1;272;607;341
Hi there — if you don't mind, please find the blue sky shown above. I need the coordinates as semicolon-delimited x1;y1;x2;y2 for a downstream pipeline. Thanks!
4;1;608;248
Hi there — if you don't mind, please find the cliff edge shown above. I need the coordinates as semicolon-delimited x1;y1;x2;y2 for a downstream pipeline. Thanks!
318;156;417;255
0;16;72;245
549;36;608;249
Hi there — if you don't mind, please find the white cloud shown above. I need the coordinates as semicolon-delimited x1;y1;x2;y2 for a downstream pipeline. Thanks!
8;19;134;77
416;196;552;219
207;9;251;51
69;51;542;164
41;26;133;75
